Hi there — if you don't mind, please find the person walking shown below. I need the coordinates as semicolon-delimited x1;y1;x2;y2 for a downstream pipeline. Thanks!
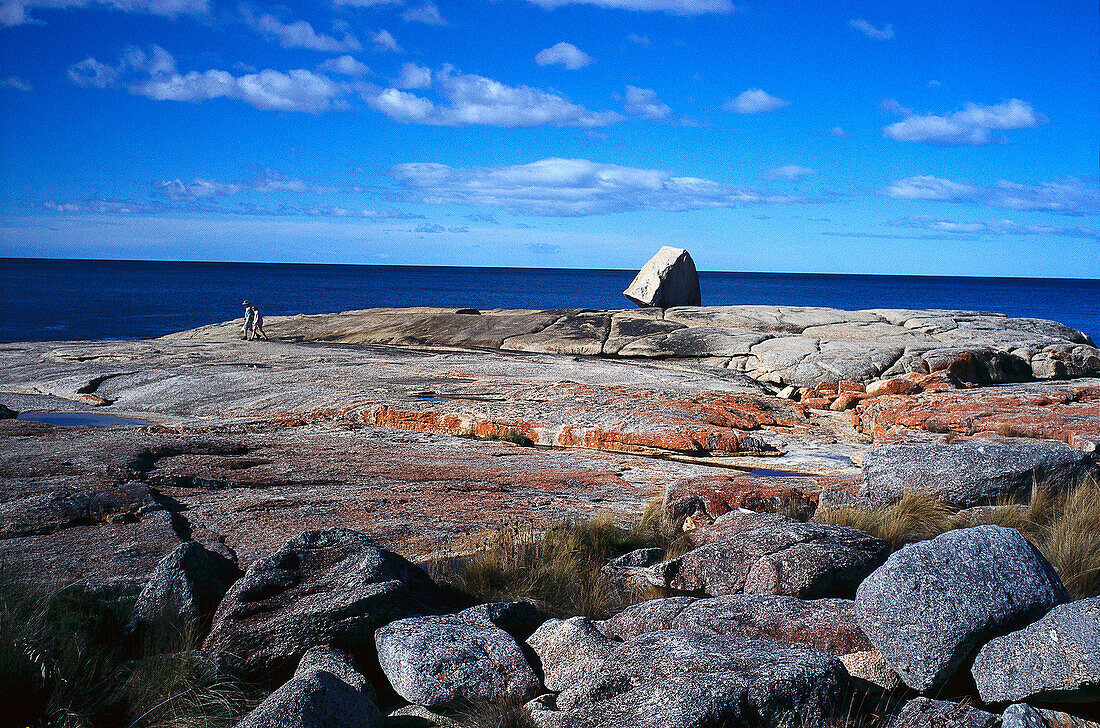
250;305;268;340
241;300;254;340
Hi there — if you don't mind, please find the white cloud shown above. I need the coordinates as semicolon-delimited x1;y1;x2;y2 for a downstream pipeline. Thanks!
880;98;911;116
892;215;1100;241
392;62;431;88
535;42;594;70
883;99;1047;145
722;88;789;114
365;65;623;127
389;157;810;216
70;46;350;113
764;165;815;181
523;0;733;14
1;0;207;26
157;178;241;199
624;85;670;119
826;126;850;138
317;55;372;76
333;0;401;6
42;198;168;214
627;33;650;45
848;18;894;40
372;29;403;52
244;11;361;52
0;76;31;91
883;176;1099;217
402;3;445;24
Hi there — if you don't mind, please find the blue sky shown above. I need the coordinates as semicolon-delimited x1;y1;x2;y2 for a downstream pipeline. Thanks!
0;0;1097;276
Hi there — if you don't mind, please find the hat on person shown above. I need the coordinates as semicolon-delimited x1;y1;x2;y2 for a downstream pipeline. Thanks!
242;300;250;306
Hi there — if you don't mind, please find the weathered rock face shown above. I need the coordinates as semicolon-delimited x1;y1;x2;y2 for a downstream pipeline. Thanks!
532;630;848;728
233;662;382;728
855;526;1068;691
126;540;241;637
646;516;889;599
203;529;446;680
597;594;872;655
527;616;618;693
663;473;860;524
294;646;377;701
972;596;1100;704
860;440;1099;507
889;698;1000;728
623;247;701;309
457;600;548;641
375;615;540;710
839;650;900;691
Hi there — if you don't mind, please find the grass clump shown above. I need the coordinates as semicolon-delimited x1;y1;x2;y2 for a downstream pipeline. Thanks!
815;490;955;551
438;501;689;619
1032;480;1100;599
446;695;540;728
0;567;262;728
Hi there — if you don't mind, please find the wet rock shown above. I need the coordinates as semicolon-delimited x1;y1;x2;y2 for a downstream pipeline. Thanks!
856;525;1068;691
972;596;1100;704
534;630;848;728
127;540;241;638
623;246;701;308
527;616;618;693
204;528;446;680
598;594;870;655
860;440;1099;508
233;666;382;728
376;614;540;710
646;515;889;599
888;698;999;728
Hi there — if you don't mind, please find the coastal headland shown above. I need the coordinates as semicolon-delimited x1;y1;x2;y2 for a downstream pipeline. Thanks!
2;304;1099;726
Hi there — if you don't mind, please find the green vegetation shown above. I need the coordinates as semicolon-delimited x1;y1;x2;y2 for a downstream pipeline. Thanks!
436;499;690;619
0;568;262;728
815;479;1100;599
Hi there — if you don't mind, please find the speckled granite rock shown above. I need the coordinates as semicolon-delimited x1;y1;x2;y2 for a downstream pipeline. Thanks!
232;664;382;728
855;526;1068;691
527;616;618;693
376;614;539;709
973;596;1100;704
888;698;999;728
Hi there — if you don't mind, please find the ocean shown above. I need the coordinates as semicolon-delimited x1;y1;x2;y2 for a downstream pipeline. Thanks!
2;258;1097;343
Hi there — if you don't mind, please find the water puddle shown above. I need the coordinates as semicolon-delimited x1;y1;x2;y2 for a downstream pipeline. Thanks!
748;468;813;478
16;412;152;427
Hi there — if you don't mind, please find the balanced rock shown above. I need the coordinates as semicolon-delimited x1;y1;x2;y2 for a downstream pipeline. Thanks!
532;630;847;728
623;246;701;308
127;540;241;638
644;516;889;599
856;525;1067;691
599;594;872;655
376;614;540;710
861;440;1099;508
972;596;1100;704
204;529;445;680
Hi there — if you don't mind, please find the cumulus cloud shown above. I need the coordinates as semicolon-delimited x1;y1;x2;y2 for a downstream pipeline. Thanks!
365;65;623;127
0;76;31;91
892;215;1100;241
523;0;733;14
69;46;350;113
42;198;169;214
317;55;372;76
155;169;367;200
1;0;207;26
392;62;431;88
848;18;894;40
883;176;1099;217
244;10;361;52
388;157;810;216
372;29;403;52
624;85;670;119
883;99;1047;145
764;165;815;181
402;3;445;24
535;42;593;70
722;88;789;114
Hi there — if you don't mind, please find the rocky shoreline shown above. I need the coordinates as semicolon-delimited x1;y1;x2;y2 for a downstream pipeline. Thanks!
2;304;1099;727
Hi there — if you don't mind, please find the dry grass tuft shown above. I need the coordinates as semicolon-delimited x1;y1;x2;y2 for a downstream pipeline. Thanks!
1035;479;1100;599
815;490;954;551
437;503;689;619
446;695;541;728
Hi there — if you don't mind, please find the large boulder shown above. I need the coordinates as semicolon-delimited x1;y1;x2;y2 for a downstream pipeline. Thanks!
888;698;999;728
598;594;872;655
860;441;1099;508
233;657;382;728
972;596;1100;704
856;525;1068;691
457;600;548;641
527;616;618;692
127;540;241;638
375;614;540;710
644;516;889;599
530;630;848;728
203;529;445;680
623;246;701;308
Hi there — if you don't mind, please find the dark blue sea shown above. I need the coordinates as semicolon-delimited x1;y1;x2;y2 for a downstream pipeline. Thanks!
1;258;1097;343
